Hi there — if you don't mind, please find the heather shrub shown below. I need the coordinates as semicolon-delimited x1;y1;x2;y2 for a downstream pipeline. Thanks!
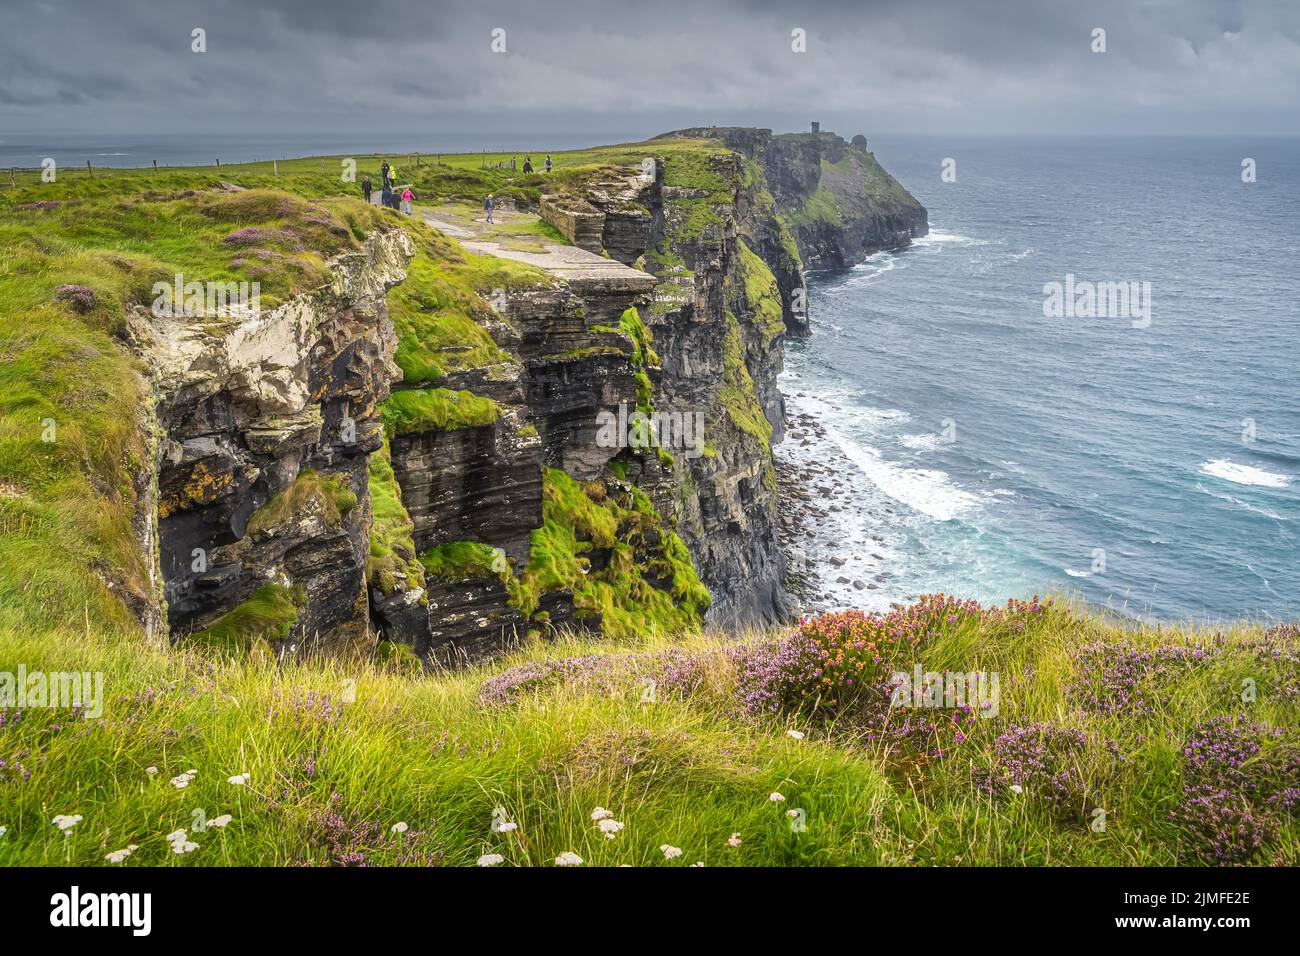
1069;639;1216;715
972;722;1125;820
648;649;707;701
296;792;440;867
476;655;629;706
1169;716;1300;864
733;595;1048;721
1240;624;1300;701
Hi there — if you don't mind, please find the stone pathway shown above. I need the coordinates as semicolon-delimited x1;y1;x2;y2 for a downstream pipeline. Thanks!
367;185;654;291
427;202;654;292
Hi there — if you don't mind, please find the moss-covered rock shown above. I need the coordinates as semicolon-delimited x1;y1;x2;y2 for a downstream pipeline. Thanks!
380;388;500;437
246;469;357;537
188;582;306;651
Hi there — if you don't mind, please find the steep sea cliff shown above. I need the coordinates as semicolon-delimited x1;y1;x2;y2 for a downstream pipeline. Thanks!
1;127;926;664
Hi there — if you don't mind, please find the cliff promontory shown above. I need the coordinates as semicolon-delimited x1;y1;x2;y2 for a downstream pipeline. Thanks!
0;127;927;665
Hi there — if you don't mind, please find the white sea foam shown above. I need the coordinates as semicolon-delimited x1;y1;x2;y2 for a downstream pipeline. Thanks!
795;391;908;430
845;256;899;288
910;228;982;247
899;432;943;451
1198;459;1290;489
1064;568;1091;578
825;425;980;521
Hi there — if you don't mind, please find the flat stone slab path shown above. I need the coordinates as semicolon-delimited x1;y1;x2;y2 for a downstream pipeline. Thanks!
367;191;655;292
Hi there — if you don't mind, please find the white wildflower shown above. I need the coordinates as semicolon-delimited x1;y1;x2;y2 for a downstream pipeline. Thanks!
207;814;233;828
495;821;518;833
105;845;138;864
726;832;742;848
769;792;785;803
477;853;505;867
597;818;624;839
555;851;584;866
166;829;198;854
1010;784;1023;794
170;770;196;789
659;844;683;860
390;821;409;835
590;807;613;822
691;861;705;867
787;729;805;740
227;772;250;786
52;814;83;832
145;767;158;775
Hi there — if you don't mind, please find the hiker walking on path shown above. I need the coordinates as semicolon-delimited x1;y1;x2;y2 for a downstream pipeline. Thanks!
484;194;495;224
380;160;390;186
510;156;517;171
523;156;533;173
362;174;372;203
401;186;414;215
381;180;394;210
545;155;553;173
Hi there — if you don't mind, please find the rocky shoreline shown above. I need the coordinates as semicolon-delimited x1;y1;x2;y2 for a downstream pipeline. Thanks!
776;396;904;615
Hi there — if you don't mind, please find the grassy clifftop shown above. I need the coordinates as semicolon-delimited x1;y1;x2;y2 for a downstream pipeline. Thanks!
0;597;1295;866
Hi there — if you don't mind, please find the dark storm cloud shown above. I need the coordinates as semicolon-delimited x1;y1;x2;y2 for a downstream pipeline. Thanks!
2;0;1297;135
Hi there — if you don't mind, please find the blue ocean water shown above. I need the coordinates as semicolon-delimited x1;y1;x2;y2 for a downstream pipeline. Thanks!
782;136;1300;625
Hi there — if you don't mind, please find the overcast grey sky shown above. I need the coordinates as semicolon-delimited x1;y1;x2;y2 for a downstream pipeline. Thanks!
3;0;1298;140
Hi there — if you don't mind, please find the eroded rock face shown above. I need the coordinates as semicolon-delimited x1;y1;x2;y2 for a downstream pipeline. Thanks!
766;131;929;270
664;126;929;309
641;147;796;628
368;244;659;662
540;165;658;265
128;228;414;655
120;128;923;662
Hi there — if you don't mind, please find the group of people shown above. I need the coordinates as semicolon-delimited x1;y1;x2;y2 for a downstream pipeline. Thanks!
503;155;552;174
362;159;413;214
359;152;558;223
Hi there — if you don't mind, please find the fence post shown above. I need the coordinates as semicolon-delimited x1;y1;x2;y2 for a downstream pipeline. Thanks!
86;160;94;178
273;159;278;176
216;158;221;171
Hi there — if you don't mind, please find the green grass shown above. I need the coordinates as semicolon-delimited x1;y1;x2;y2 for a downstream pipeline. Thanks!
366;438;425;597
719;312;773;450
737;240;786;345
511;469;709;637
787;184;844;230
380;388;501;437
187;583;307;652
0;601;1294;866
421;541;510;584
246;470;357;537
